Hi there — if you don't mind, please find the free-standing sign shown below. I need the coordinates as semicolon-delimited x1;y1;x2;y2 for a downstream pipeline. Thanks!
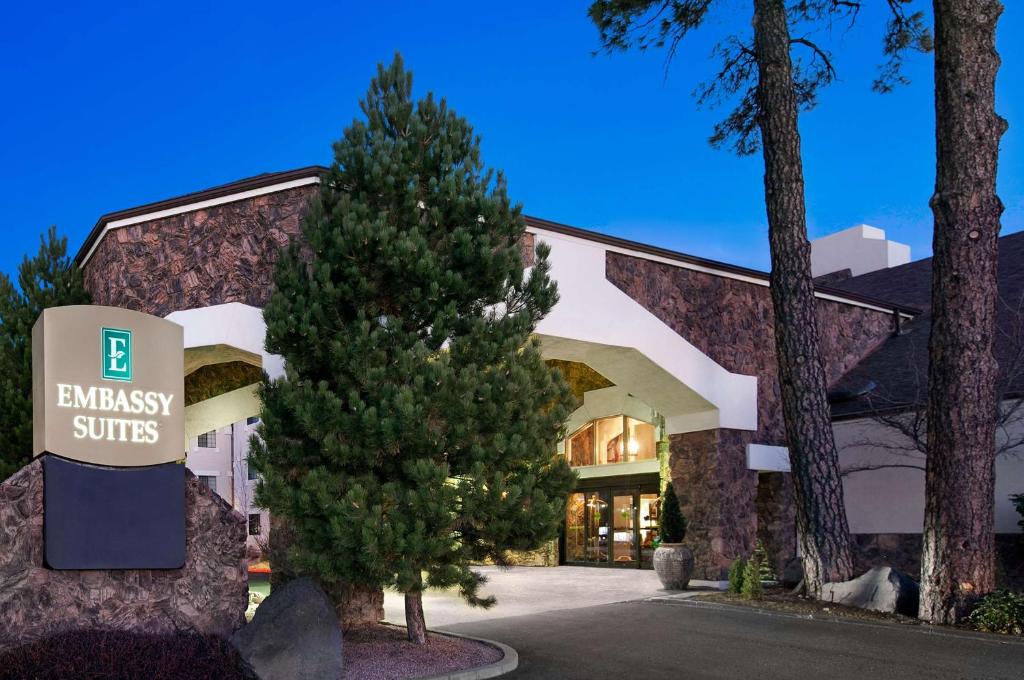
33;306;184;467
32;305;186;569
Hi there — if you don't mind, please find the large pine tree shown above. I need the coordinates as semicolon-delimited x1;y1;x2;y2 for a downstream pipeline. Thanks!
589;0;929;596
0;226;90;480
250;55;577;644
920;0;1007;624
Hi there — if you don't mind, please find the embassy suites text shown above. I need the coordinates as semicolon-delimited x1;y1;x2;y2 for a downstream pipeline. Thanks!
55;383;175;444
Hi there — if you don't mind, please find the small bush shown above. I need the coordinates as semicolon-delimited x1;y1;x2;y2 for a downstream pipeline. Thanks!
741;555;764;600
968;591;1024;635
1011;493;1024;532
754;541;776;582
0;629;256;680
659;483;687;543
728;557;746;594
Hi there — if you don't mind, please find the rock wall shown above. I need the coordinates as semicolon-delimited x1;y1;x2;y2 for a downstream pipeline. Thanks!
756;472;797;579
669;429;758;580
81;185;318;317
0;459;248;651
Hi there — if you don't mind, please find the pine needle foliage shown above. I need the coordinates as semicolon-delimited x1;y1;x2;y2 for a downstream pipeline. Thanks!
0;227;89;479
250;54;577;615
727;557;746;594
741;554;764;600
660;482;687;543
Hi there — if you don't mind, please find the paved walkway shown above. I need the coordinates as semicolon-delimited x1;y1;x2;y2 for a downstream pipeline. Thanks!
440;598;1024;679
383;566;691;627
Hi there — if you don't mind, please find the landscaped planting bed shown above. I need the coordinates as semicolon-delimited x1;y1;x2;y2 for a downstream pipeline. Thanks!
696;587;921;625
695;586;1024;635
343;624;504;680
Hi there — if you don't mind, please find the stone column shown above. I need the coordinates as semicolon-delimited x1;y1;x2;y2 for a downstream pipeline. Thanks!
755;472;797;579
669;429;758;580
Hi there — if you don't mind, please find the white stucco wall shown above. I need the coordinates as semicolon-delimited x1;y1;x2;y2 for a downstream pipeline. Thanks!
185;426;233;499
835;410;1024;534
185;418;268;548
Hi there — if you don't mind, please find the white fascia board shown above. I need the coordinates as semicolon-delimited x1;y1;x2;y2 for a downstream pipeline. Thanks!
79;176;321;267
165;302;284;380
528;226;912;318
747;443;791;472
574;459;661;479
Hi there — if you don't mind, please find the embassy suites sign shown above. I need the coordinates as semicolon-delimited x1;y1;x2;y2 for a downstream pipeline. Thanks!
33;306;184;467
33;306;187;569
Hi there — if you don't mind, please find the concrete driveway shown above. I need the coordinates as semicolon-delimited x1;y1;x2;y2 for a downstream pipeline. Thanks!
384;566;677;627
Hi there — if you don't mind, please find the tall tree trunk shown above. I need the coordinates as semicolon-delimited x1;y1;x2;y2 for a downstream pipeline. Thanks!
752;0;854;597
405;572;428;645
920;0;1006;624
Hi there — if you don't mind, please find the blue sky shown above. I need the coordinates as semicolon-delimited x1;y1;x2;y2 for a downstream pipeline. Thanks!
1;1;1021;278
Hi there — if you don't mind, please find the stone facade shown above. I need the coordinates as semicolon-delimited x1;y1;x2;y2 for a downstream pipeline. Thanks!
755;472;797;579
82;185;318;317
0;460;248;651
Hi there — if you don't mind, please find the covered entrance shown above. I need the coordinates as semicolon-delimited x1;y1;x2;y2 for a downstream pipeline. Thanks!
562;475;660;568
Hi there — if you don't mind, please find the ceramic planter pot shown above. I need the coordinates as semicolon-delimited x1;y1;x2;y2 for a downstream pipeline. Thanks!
653;543;695;590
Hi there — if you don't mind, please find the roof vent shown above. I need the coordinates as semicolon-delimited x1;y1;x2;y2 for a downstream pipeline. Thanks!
810;224;910;278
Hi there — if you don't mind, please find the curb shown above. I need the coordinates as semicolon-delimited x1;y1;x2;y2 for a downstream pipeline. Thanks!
414;630;518;680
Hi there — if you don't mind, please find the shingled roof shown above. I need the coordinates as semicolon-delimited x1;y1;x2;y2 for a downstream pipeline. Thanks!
829;229;1024;419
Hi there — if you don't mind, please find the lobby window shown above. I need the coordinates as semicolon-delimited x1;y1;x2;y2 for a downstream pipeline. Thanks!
197;431;217;448
565;416;657;467
248;514;262;536
198;475;217;493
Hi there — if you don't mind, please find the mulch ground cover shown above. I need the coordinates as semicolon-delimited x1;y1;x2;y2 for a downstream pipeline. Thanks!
343;624;503;680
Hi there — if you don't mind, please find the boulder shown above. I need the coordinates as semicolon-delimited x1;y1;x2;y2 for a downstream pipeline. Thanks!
231;577;342;680
820;566;919;616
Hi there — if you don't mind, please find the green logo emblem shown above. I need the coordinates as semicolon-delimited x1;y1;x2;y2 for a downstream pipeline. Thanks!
101;327;133;382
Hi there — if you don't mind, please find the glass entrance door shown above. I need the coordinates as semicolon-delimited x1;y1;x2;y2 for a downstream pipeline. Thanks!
611;493;637;565
563;482;659;568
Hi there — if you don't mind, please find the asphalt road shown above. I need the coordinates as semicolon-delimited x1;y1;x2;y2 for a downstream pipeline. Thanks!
440;598;1024;680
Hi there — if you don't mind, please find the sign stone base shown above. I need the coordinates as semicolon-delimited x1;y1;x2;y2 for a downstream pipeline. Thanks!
0;459;247;652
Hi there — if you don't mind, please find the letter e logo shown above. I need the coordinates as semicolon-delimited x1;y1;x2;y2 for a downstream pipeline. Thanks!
101;327;133;382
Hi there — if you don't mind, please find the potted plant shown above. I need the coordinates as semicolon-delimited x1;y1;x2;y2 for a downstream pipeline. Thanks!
653;483;694;590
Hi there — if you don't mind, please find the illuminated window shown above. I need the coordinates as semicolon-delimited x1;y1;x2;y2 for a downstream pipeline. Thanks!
565;416;657;467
